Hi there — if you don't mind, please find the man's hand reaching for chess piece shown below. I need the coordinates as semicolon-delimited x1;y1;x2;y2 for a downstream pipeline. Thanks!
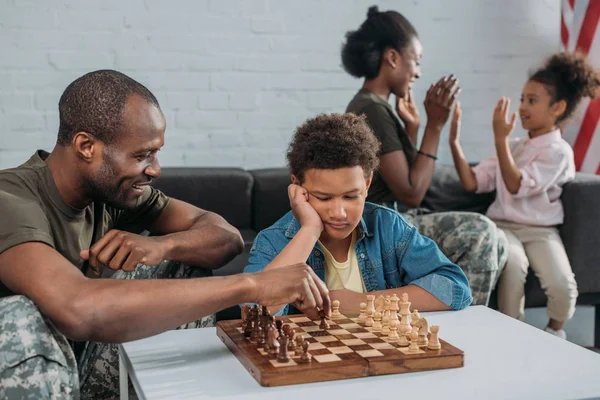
248;263;331;320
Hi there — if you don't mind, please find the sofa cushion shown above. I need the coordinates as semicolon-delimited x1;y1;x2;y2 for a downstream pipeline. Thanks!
153;168;254;229
422;164;496;213
251;168;291;231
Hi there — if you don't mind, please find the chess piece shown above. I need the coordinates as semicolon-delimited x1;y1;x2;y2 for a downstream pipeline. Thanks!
427;325;441;350
375;295;385;312
372;311;382;331
243;311;253;338
416;318;429;347
319;309;329;330
389;293;400;325
407;327;420;353
366;295;375;317
382;297;391;334
277;334;290;363
298;340;312;363
241;304;251;331
275;319;283;337
410;309;421;328
358;302;367;324
287;328;296;351
250;319;260;343
282;324;291;337
398;293;411;338
365;308;374;327
331;300;342;319
265;323;275;353
319;315;329;330
269;329;280;356
387;319;400;342
295;334;304;356
257;325;266;348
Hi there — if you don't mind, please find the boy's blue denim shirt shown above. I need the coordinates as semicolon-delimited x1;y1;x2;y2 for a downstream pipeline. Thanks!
244;202;472;315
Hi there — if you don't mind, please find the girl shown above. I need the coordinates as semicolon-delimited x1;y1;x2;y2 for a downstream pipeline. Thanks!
450;52;600;339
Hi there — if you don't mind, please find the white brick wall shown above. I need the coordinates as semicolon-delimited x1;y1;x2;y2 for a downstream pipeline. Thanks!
0;0;560;169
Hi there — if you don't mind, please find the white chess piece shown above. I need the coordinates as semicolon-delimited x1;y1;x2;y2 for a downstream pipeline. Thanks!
331;300;342;319
428;325;441;350
365;308;374;327
366;295;375;317
407;327;420;353
373;311;382;331
358;302;367;324
387;319;400;342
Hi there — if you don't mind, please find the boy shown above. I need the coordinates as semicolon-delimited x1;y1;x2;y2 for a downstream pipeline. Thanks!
244;113;471;314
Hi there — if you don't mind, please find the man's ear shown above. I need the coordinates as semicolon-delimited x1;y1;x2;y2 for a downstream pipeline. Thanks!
551;99;567;120
291;175;300;185
72;131;98;163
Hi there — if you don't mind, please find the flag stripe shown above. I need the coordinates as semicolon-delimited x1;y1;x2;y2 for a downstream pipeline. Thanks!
575;0;600;54
573;98;600;170
561;14;570;48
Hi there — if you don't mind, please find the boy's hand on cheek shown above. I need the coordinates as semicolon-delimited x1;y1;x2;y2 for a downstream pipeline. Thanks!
288;184;323;235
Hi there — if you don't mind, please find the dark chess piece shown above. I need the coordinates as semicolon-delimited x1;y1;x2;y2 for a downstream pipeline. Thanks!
287;328;296;351
257;325;266;348
318;309;330;330
298;340;312;363
275;319;283;337
319;316;329;330
277;334;290;363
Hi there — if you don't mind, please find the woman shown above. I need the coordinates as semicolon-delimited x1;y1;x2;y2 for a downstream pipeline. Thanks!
342;5;507;305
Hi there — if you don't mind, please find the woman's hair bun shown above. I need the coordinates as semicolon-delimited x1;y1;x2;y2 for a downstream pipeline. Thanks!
367;5;379;19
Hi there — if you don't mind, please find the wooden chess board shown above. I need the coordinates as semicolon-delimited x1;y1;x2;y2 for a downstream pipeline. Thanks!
216;313;464;387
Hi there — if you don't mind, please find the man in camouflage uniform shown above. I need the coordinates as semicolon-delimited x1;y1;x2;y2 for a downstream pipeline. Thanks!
0;70;331;399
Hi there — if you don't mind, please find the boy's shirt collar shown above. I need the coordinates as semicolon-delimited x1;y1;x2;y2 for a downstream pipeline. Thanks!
284;215;373;240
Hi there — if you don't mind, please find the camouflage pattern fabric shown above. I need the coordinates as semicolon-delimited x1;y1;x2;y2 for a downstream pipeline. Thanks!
0;295;80;400
402;209;508;306
0;261;214;400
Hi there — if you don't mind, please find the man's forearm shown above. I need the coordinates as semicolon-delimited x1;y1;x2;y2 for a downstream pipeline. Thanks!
69;274;253;343
495;139;521;193
162;213;244;268
331;286;449;314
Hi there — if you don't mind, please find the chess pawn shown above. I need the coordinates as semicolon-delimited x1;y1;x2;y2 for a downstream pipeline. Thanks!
298;340;312;363
358;302;367;324
287;328;296;351
265;324;275;353
277;334;290;363
407;327;420;353
365;309;374;327
427;325;441;350
295;335;304;356
372;311;382;331
250;319;260;343
319;314;330;330
331;299;342;319
387;319;400;342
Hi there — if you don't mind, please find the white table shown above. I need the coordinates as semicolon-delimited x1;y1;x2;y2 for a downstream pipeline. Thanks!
118;306;600;400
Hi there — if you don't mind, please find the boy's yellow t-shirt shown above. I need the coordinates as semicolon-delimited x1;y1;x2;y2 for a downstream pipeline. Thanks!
318;231;366;293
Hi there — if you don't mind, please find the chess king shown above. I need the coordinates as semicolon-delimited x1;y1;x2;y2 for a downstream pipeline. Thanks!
244;113;473;315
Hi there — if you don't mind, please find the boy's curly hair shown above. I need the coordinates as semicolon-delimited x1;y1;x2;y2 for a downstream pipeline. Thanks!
530;52;600;122
287;113;380;183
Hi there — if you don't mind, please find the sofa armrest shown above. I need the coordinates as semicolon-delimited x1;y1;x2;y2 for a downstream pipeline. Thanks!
560;173;600;296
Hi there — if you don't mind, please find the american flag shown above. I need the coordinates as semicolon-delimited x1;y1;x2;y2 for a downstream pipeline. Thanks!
560;0;600;174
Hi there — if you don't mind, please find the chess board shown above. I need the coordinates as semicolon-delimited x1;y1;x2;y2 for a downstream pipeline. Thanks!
216;313;464;387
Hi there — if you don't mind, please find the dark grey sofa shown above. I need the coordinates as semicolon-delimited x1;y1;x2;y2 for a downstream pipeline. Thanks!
152;165;600;346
